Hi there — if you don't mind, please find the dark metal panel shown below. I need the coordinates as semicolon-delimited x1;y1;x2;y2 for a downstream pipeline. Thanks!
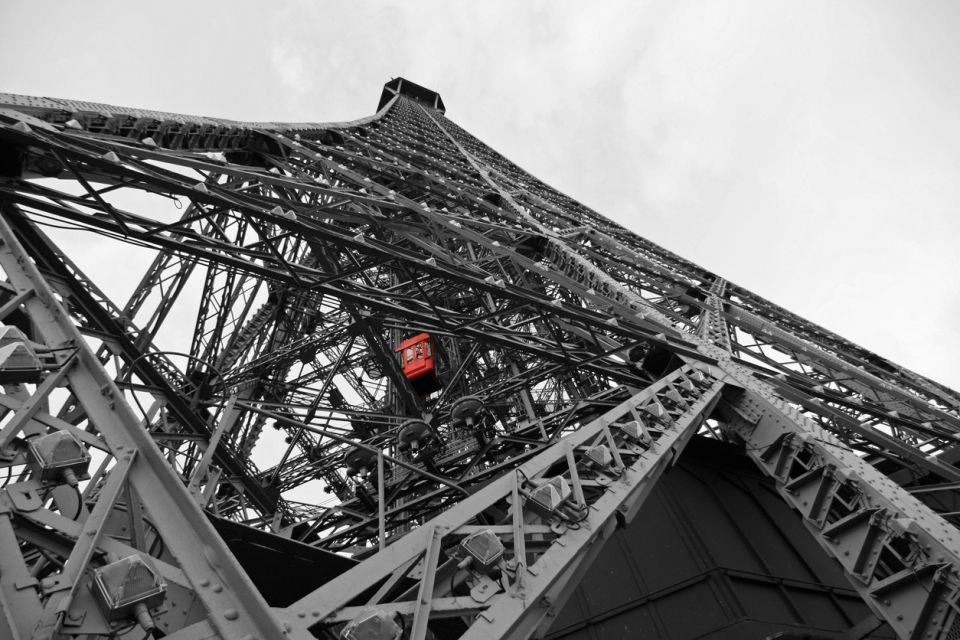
209;516;358;607
653;581;733;637
546;437;895;640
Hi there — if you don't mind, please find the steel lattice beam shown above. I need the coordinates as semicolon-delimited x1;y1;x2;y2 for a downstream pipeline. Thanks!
0;78;958;639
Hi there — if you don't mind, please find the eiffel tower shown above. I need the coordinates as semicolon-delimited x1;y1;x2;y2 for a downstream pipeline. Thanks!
0;77;957;640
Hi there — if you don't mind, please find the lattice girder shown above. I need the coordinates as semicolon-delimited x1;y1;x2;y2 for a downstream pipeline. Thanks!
0;79;959;639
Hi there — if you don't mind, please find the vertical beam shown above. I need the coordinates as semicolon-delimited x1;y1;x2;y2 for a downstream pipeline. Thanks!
0;509;41;640
378;450;386;551
698;279;732;352
410;525;444;640
511;472;527;593
187;395;239;502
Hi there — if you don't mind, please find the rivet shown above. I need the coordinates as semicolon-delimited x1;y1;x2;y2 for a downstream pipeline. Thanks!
199;578;210;587
213;585;223;593
224;609;239;620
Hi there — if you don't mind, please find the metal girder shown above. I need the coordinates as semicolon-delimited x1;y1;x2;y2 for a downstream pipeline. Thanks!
277;364;722;639
706;344;960;639
0;90;396;150
697;279;732;351
4;210;280;516
0;213;292;640
0;78;959;640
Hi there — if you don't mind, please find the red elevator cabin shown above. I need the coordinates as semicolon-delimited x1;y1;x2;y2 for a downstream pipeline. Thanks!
395;333;441;395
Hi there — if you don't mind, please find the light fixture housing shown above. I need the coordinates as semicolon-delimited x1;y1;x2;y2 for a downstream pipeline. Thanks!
460;529;505;573
527;476;571;518
28;431;90;486
341;608;403;640
91;555;166;624
618;420;652;446
0;325;42;383
585;444;613;469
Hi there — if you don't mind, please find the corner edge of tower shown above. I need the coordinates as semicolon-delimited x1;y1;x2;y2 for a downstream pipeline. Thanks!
378;77;446;114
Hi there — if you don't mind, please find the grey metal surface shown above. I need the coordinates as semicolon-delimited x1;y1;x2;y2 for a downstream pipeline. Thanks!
0;77;957;639
545;436;895;640
0;214;291;639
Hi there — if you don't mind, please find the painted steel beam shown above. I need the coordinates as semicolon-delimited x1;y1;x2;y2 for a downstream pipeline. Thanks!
713;348;960;640
0;79;959;640
278;364;722;639
4;210;281;516
0;214;294;640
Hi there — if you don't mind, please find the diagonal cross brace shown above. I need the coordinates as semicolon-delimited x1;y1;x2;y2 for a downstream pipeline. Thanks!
281;366;723;639
717;351;960;640
0;214;295;640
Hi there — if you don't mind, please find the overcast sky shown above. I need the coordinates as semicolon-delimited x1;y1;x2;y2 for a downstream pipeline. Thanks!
2;0;958;392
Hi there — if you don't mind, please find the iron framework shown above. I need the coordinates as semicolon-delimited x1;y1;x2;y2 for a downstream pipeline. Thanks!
0;77;957;639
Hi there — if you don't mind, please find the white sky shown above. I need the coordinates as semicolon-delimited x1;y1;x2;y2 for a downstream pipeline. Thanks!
1;0;958;392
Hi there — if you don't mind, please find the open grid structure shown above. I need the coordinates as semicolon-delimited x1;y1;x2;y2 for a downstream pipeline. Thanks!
0;78;958;639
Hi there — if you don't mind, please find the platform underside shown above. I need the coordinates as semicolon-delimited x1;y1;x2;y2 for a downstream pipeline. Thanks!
544;436;894;640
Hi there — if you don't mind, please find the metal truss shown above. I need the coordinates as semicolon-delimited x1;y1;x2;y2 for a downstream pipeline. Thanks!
0;77;957;638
